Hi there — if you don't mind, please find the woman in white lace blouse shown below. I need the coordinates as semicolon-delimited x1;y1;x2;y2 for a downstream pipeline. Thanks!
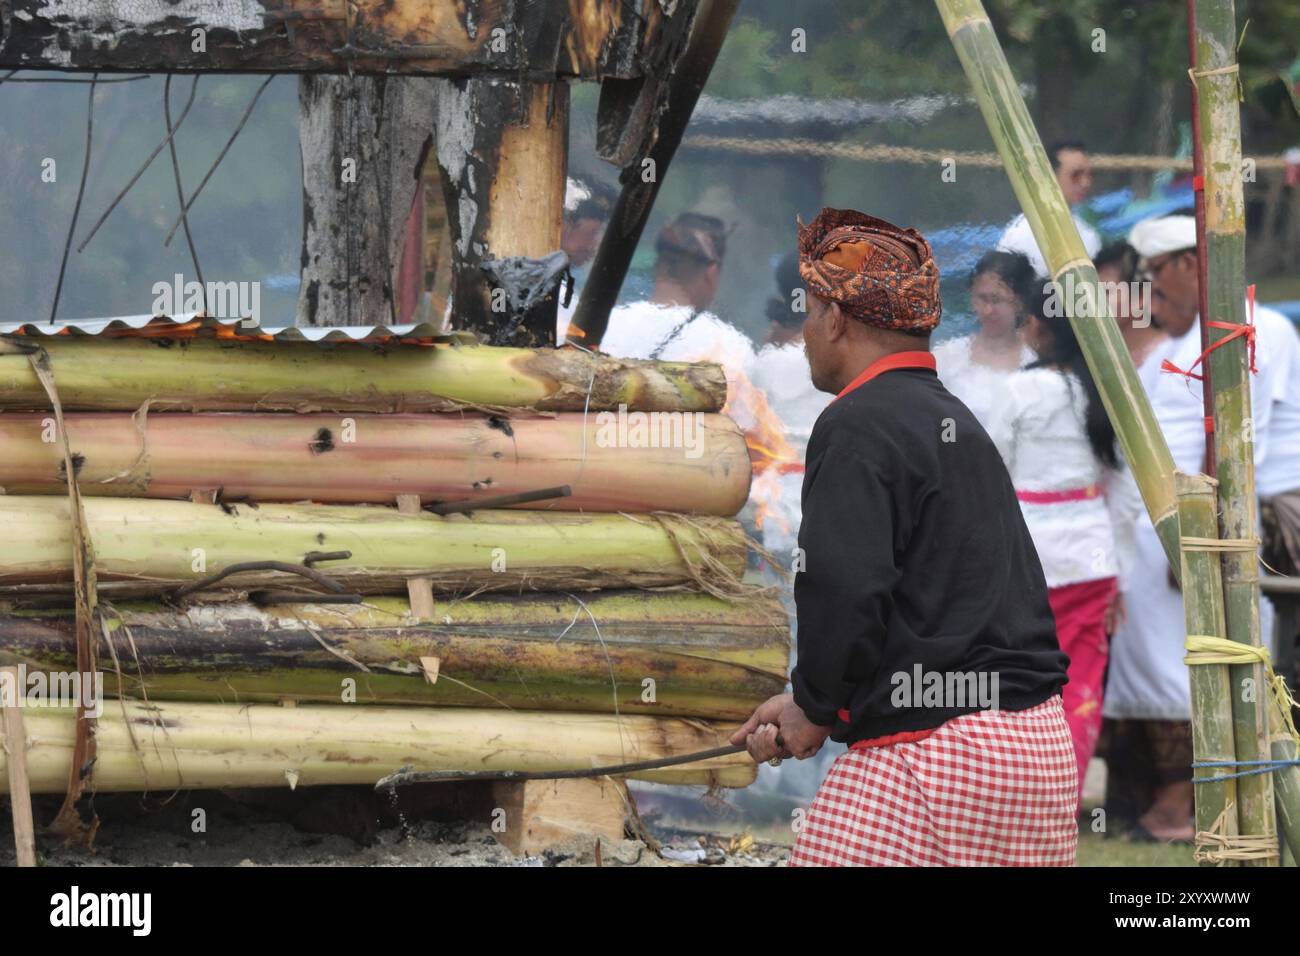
985;288;1126;802
933;251;1038;429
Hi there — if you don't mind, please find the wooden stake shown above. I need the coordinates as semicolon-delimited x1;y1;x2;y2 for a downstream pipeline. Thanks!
1;667;36;867
396;494;436;620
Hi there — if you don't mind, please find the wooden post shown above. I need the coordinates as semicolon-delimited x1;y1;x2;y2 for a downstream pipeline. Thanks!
490;777;628;856
1;667;37;867
434;79;569;347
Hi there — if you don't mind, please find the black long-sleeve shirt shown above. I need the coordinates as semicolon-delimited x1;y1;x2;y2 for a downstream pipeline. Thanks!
790;361;1068;744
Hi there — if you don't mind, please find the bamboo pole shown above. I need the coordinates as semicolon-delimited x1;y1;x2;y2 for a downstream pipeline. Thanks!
0;701;756;792
1177;474;1239;864
0;411;752;515
1194;0;1277;865
0;335;727;414
0;667;37;867
1185;0;1218;474
0;497;749;600
0;591;789;720
934;0;1182;575
1268;690;1300;862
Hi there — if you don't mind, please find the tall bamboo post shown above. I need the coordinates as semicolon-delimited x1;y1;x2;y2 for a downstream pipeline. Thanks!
934;0;1182;575
1177;475;1239;864
1193;0;1277;864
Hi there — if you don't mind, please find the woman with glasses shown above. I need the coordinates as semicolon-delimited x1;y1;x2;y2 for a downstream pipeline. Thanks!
933;251;1038;429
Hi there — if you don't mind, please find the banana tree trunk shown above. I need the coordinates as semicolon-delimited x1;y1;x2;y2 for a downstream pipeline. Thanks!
0;701;756;792
0;497;748;599
0;335;727;414
0;411;750;515
1194;0;1277;866
935;0;1182;575
0;591;788;720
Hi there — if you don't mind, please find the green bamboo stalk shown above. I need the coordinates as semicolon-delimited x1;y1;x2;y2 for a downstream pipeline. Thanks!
0;591;790;720
935;0;1181;575
0;497;749;599
0;700;757;792
1194;0;1278;865
0;334;726;413
1177;473;1240;864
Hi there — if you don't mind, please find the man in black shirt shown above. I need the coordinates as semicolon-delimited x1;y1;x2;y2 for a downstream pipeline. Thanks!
730;209;1077;866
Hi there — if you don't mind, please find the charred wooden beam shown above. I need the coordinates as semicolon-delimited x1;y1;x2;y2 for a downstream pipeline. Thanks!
568;0;739;347
434;77;568;346
0;0;698;79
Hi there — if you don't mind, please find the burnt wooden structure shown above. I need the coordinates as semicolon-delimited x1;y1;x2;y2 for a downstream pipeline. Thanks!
2;0;705;342
0;0;746;855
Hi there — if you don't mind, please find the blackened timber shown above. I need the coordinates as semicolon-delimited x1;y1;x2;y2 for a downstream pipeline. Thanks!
434;78;567;346
568;0;740;347
0;0;699;79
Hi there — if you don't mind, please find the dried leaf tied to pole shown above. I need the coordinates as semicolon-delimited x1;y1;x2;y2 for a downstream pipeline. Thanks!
23;347;100;843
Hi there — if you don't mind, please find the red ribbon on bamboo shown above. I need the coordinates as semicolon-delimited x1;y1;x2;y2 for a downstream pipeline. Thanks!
1160;284;1259;383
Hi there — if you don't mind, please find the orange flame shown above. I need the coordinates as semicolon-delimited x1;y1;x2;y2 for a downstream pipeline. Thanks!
671;333;803;535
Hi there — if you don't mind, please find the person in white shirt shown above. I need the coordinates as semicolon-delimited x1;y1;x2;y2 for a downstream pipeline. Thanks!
997;141;1101;277
986;287;1125;801
749;252;833;562
932;250;1038;430
582;212;755;375
1105;214;1300;842
595;210;754;369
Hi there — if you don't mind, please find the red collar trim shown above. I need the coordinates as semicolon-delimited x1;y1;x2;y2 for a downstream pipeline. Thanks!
835;351;936;401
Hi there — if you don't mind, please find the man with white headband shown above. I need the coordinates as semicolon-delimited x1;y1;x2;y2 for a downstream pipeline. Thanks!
1104;214;1300;842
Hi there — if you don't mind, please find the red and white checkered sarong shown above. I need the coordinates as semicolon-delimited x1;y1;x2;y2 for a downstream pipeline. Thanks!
790;696;1078;867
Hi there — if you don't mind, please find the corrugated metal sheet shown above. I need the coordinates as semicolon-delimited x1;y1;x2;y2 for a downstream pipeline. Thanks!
0;313;478;346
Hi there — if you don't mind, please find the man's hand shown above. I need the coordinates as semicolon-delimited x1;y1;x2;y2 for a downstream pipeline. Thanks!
743;722;788;764
730;693;832;763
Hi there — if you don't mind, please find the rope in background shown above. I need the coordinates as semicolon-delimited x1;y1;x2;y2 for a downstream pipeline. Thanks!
684;134;1294;172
